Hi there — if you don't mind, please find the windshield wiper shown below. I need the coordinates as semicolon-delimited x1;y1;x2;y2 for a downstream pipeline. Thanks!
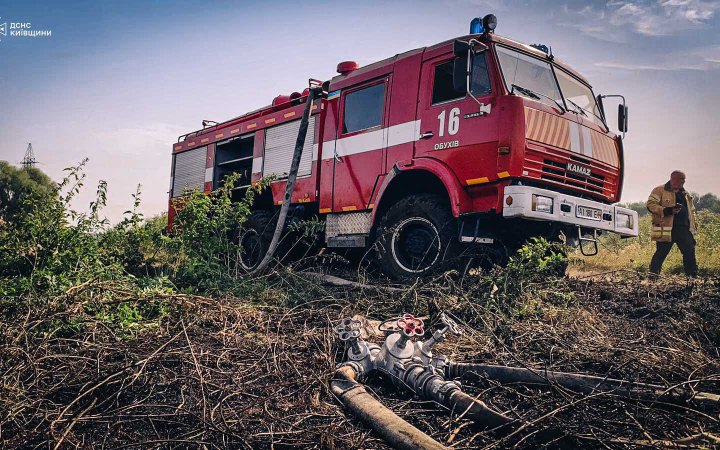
566;98;587;117
511;84;566;113
566;98;607;126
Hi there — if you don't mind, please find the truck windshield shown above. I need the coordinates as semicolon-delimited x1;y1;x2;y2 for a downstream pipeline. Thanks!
496;46;563;109
555;69;605;126
496;45;607;128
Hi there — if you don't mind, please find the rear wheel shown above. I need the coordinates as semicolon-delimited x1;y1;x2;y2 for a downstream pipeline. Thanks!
236;210;276;272
374;194;457;279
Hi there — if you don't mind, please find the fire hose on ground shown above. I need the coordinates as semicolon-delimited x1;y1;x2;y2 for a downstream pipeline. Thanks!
330;365;449;450
330;313;719;450
446;362;720;408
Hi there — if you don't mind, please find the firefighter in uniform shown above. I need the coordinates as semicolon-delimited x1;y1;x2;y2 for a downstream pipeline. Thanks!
646;171;698;277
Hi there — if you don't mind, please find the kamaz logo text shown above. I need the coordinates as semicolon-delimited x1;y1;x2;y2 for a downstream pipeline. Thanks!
566;162;591;177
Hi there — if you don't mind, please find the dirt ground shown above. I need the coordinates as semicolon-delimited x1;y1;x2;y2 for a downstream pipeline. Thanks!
1;270;719;449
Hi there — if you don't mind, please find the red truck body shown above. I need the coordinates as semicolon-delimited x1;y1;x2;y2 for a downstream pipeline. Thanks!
168;29;638;277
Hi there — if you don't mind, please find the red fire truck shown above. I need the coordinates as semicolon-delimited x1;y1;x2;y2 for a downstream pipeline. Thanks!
168;15;638;278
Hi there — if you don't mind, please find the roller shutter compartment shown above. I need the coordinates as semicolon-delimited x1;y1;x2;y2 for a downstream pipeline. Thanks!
171;146;207;197
263;116;316;179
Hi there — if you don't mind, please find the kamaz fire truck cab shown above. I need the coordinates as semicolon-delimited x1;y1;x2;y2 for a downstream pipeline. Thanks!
168;14;639;279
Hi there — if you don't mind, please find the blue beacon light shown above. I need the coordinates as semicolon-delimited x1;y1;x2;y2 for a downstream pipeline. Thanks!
470;17;483;34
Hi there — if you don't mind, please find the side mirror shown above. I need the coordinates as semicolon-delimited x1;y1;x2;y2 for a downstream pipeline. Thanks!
451;40;488;93
453;39;470;57
618;104;628;132
598;94;627;138
453;57;468;93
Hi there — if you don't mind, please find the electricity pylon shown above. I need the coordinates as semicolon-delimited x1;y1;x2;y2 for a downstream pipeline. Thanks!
20;143;37;170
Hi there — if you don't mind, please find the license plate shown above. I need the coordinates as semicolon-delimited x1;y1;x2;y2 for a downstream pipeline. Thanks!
577;205;602;221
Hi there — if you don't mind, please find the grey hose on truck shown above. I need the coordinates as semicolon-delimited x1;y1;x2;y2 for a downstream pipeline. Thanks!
330;366;450;450
249;86;319;276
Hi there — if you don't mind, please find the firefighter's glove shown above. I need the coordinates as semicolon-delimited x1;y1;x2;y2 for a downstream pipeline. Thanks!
663;207;675;216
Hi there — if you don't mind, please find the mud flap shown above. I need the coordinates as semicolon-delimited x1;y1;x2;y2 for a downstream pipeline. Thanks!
458;216;494;244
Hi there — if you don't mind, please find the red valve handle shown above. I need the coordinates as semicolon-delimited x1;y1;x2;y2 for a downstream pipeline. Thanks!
397;313;424;337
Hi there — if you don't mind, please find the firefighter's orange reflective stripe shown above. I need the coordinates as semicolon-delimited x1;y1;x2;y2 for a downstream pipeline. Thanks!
651;226;671;238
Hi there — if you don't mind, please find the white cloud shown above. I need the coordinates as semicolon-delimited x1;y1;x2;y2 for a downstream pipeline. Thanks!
594;45;720;71
595;61;706;70
559;0;720;39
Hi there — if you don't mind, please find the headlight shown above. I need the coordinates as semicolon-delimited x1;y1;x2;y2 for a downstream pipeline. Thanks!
616;212;633;229
532;195;553;213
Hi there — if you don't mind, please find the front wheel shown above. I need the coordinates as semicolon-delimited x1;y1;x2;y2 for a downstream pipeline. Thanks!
374;194;457;279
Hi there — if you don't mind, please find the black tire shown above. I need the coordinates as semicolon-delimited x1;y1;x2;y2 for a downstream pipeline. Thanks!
235;210;276;272
374;194;457;279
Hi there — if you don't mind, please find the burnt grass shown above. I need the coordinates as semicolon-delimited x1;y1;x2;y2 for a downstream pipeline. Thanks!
1;271;719;449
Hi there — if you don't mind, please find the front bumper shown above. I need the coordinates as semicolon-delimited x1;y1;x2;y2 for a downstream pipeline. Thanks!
502;185;639;238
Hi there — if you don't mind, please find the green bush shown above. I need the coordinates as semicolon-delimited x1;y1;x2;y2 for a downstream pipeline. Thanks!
0;161;56;221
0;160;121;301
99;186;170;277
0;160;276;335
167;174;272;292
0;158;277;307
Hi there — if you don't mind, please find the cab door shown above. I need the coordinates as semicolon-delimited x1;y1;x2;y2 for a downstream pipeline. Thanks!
331;76;391;211
414;52;499;188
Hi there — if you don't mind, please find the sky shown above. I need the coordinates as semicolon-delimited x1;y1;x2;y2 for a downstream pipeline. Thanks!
1;0;719;223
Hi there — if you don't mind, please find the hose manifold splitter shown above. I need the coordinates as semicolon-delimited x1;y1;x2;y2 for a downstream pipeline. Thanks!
331;313;720;450
333;313;513;430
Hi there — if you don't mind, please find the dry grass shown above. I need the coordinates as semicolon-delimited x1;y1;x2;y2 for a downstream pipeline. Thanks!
572;212;720;276
1;268;719;449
